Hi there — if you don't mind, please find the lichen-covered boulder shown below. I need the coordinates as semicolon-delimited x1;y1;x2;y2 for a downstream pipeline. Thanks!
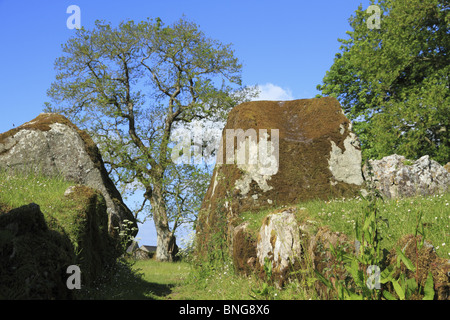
363;154;450;199
0;113;137;237
202;97;363;215
196;97;364;260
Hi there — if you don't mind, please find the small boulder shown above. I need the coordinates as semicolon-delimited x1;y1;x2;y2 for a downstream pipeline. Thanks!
232;222;257;275
256;208;302;286
386;235;449;300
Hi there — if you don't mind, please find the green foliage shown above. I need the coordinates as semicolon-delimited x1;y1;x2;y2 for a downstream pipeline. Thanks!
298;193;450;259
317;0;449;164
250;258;277;300
315;187;437;300
114;219;139;256
193;210;231;278
73;192;446;300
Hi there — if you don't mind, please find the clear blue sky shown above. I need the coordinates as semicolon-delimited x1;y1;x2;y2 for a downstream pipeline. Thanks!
0;0;371;246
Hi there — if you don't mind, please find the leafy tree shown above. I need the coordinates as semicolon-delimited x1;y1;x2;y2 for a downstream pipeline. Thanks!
45;17;254;261
317;0;449;164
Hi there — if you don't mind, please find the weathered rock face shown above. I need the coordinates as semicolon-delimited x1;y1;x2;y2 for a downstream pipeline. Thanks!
0;113;137;236
256;209;302;285
197;97;363;259
363;154;450;199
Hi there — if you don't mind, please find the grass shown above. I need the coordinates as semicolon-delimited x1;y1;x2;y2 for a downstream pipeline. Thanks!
169;260;320;300
169;191;449;300
239;192;449;259
1;168;448;299
76;258;191;300
298;193;449;259
0;169;74;212
133;259;191;299
0;169;87;244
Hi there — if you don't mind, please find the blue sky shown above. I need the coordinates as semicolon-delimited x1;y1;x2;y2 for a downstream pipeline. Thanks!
0;0;371;247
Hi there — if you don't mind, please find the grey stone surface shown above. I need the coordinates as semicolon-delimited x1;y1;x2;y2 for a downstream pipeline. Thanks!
256;209;302;277
363;154;450;199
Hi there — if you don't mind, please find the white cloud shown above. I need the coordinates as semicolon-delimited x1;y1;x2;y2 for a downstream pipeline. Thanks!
252;83;294;101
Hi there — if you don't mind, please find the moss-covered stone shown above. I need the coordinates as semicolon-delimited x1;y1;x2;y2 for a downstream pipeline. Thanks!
196;97;363;265
232;222;257;275
0;203;76;299
0;184;120;299
63;185;119;286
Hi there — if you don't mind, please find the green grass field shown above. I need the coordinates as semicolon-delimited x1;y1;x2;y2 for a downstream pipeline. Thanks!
1;169;448;299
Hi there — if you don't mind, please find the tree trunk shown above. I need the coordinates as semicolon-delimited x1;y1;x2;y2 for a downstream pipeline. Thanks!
149;184;179;262
154;224;178;262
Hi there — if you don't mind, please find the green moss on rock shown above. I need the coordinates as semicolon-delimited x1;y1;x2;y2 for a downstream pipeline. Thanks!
0;203;76;299
0;183;119;299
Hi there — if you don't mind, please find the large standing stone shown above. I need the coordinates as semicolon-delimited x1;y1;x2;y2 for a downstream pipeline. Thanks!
0;113;137;236
196;97;364;259
202;97;363;215
363;154;450;199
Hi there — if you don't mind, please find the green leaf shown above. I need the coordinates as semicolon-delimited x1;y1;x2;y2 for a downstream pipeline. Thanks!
405;278;418;297
392;279;405;300
380;266;395;284
396;247;416;272
355;218;361;242
422;272;434;300
345;259;364;288
383;290;397;300
314;270;332;289
363;211;375;231
329;242;336;256
347;292;364;300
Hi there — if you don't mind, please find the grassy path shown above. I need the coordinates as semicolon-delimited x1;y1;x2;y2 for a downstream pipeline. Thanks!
131;260;192;300
127;259;316;300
